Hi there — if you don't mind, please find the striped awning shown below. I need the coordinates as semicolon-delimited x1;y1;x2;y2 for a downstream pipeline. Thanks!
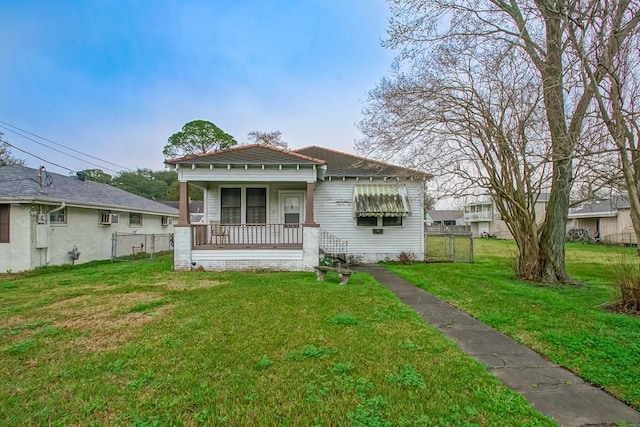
353;185;412;217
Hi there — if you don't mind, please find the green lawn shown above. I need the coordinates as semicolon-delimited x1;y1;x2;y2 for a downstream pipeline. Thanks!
388;239;640;409
0;257;553;426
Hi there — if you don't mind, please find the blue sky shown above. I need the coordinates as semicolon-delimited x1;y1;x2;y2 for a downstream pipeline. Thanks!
0;0;395;175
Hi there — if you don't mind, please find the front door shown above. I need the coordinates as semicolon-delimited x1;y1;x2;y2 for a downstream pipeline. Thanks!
281;192;304;225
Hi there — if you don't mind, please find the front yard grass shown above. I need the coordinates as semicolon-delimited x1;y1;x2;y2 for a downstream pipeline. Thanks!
387;239;640;409
0;256;553;426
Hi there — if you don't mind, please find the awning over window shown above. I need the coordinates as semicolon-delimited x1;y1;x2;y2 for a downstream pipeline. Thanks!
353;185;412;217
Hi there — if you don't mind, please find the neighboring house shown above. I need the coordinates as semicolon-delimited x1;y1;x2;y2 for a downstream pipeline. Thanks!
0;165;178;272
567;196;636;245
160;200;205;223
463;194;550;238
427;210;467;232
166;144;431;271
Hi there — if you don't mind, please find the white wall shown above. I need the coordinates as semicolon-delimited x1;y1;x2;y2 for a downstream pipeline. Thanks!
314;179;425;263
0;204;32;272
43;206;173;267
1;203;175;272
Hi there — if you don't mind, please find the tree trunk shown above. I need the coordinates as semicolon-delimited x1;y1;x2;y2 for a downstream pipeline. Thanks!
539;159;574;282
536;3;574;283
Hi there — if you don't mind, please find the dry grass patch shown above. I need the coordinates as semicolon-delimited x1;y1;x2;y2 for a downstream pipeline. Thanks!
42;292;172;352
165;279;230;291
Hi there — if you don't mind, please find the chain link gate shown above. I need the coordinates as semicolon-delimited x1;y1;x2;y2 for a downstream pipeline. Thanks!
111;232;174;262
425;232;474;263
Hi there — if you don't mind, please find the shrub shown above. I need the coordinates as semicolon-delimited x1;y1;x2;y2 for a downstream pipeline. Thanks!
614;259;640;314
397;251;415;265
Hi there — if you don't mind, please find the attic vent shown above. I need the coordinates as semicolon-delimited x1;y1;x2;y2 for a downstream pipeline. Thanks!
100;213;119;225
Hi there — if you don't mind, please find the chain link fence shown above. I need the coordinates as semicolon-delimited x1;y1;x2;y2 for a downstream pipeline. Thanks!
425;232;474;263
111;232;174;262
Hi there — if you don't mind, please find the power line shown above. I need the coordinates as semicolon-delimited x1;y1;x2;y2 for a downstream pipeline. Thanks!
0;120;134;172
0;124;122;174
3;140;75;173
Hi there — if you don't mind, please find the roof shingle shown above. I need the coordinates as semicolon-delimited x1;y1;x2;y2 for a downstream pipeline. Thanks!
0;166;178;215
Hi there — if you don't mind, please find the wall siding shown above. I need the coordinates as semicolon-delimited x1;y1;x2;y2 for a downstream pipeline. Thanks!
1;204;174;272
0;205;32;272
314;179;425;263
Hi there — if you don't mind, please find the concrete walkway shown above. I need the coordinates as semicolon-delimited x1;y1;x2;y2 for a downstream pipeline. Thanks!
358;264;640;427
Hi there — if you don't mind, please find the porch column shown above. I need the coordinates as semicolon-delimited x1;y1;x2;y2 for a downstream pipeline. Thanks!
305;182;316;225
177;181;190;226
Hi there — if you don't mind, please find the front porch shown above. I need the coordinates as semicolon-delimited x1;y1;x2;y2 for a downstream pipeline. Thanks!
191;223;304;249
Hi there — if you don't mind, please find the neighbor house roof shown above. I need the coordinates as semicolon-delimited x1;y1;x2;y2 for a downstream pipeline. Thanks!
165;144;326;166
568;196;630;218
294;146;432;179
428;210;464;222
0;166;178;216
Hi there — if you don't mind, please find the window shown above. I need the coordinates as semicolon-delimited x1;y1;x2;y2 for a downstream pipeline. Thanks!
161;216;171;226
49;208;67;224
383;216;403;226
220;187;267;224
246;188;266;224
130;213;142;226
357;216;378;227
221;188;241;224
0;204;9;243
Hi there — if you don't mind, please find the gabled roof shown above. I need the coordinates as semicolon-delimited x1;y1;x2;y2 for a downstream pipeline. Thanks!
0;166;178;216
294;146;432;179
165;144;325;166
568;196;630;218
428;210;464;222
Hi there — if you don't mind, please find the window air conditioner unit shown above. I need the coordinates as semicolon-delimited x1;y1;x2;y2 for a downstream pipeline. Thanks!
100;213;119;225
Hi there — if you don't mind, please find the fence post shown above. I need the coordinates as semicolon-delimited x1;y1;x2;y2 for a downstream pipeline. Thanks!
150;234;155;260
449;234;455;262
111;232;117;262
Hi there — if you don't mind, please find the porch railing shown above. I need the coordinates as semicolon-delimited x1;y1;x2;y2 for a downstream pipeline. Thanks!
192;223;303;249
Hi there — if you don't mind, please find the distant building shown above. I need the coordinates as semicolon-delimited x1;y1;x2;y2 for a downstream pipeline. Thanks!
426;210;468;232
463;194;550;238
567;196;636;245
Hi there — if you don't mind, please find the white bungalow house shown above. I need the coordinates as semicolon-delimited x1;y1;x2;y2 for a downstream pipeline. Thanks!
0;165;178;272
166;144;431;271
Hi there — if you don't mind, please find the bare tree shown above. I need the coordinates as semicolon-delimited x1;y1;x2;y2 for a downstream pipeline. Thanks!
565;0;640;261
360;41;555;280
360;0;639;283
247;130;288;149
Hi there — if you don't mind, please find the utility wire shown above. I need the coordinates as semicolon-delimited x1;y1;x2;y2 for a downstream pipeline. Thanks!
3;141;75;173
0;120;134;172
0;124;121;174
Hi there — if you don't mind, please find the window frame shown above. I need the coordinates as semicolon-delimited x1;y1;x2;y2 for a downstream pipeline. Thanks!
382;216;403;227
49;208;67;225
0;204;9;243
356;216;378;227
219;186;269;225
129;212;143;227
